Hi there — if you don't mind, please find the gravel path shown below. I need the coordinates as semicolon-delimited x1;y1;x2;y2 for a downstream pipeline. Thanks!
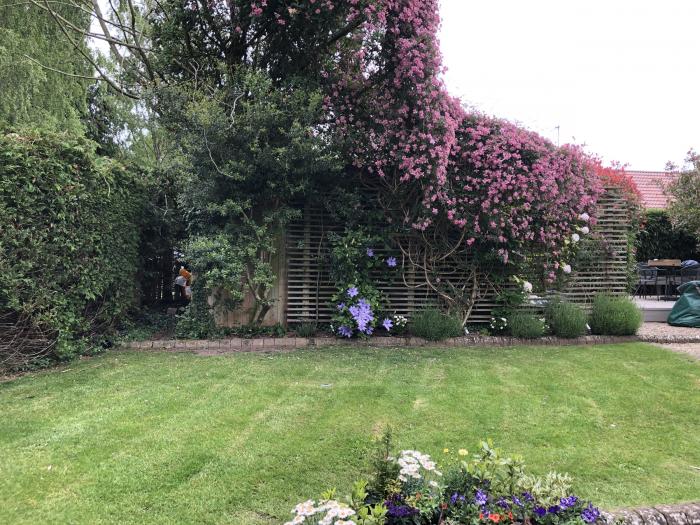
638;322;700;342
637;323;700;360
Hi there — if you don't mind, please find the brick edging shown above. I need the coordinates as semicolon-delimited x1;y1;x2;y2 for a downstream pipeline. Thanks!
601;502;700;525
123;333;647;354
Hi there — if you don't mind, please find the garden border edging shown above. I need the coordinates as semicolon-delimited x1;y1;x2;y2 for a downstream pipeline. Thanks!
123;333;643;354
601;502;700;525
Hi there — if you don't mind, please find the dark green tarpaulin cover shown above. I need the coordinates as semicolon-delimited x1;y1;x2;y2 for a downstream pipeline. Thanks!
668;280;700;327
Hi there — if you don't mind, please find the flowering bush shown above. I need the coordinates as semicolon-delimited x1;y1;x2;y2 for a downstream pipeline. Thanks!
324;0;602;284
328;230;399;338
285;436;603;525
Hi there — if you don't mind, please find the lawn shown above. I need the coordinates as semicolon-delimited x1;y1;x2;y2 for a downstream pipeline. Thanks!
1;343;698;524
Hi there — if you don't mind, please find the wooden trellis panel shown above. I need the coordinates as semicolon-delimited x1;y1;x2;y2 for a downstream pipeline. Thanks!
285;187;632;324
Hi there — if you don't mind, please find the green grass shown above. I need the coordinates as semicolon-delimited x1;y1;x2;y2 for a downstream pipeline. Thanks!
1;343;698;524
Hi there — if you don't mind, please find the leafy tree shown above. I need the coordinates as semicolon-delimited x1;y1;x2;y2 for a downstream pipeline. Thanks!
0;1;91;131
667;151;700;243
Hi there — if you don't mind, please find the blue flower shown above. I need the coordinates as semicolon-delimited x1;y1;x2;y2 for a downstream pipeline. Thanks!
349;298;374;332
581;504;600;523
382;318;393;331
385;494;419;518
560;496;578;510
522;492;534;502
512;496;523;507
475;489;488;506
366;248;374;257
337;326;352;338
548;505;561;514
534;506;547;517
337;303;345;310
497;497;510;509
450;492;466;505
386;256;397;267
347;286;359;298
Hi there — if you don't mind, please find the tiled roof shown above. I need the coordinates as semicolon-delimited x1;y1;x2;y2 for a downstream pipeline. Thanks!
626;170;677;209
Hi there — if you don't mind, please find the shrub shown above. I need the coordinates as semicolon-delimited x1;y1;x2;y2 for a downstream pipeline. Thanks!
508;313;546;339
0;130;145;367
295;322;318;338
589;295;642;335
546;301;588;339
410;308;463;341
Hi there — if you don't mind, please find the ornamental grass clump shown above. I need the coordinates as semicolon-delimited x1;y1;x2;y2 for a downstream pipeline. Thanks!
410;308;464;341
546;302;588;339
589;295;642;336
285;435;603;525
508;313;547;339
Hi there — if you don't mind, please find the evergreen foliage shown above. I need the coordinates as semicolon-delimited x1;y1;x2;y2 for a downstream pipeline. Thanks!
0;130;145;361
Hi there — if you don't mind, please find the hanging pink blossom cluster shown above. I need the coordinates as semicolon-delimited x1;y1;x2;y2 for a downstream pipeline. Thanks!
442;114;601;263
324;0;463;189
237;0;602;267
320;0;601;267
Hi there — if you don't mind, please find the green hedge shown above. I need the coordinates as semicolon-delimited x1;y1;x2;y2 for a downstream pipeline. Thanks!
0;130;145;361
635;209;699;263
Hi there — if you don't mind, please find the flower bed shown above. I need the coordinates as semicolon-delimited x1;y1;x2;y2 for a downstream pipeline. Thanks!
283;437;602;525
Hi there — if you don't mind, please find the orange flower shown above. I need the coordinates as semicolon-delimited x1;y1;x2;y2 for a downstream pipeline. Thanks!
480;513;485;520
489;513;501;523
508;512;514;520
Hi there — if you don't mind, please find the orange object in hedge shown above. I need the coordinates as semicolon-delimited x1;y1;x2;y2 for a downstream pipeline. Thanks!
179;267;192;282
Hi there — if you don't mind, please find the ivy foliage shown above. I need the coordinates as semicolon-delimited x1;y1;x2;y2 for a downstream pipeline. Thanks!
0;130;146;359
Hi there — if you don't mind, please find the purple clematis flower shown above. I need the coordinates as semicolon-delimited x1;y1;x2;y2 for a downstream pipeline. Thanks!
386;256;397;267
382;318;393;331
337;303;345;310
347;286;359;298
534;507;547;517
337;326;352;338
366;248;374;257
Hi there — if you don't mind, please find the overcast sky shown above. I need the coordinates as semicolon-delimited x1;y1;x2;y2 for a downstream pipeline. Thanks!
439;0;700;170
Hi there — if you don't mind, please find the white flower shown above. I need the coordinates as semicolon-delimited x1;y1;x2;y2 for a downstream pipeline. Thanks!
580;226;590;234
429;480;439;488
294;500;316;517
522;280;533;293
562;264;572;274
571;233;580;243
579;212;590;222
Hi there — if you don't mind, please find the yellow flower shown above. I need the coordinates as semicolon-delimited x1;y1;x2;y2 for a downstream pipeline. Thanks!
443;448;449;453
458;449;468;456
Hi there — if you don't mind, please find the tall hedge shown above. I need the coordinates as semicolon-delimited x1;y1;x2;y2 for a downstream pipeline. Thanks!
635;209;699;263
0;130;145;361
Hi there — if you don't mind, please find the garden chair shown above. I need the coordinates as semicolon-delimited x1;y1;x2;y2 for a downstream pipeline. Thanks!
634;264;659;299
681;264;700;285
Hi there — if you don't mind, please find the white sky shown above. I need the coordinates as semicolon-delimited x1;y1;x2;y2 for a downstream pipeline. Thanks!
439;0;700;170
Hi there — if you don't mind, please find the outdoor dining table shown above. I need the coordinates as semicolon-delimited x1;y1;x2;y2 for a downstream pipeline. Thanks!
648;259;682;300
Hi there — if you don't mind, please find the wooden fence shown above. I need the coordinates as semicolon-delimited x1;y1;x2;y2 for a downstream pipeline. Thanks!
285;187;632;325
